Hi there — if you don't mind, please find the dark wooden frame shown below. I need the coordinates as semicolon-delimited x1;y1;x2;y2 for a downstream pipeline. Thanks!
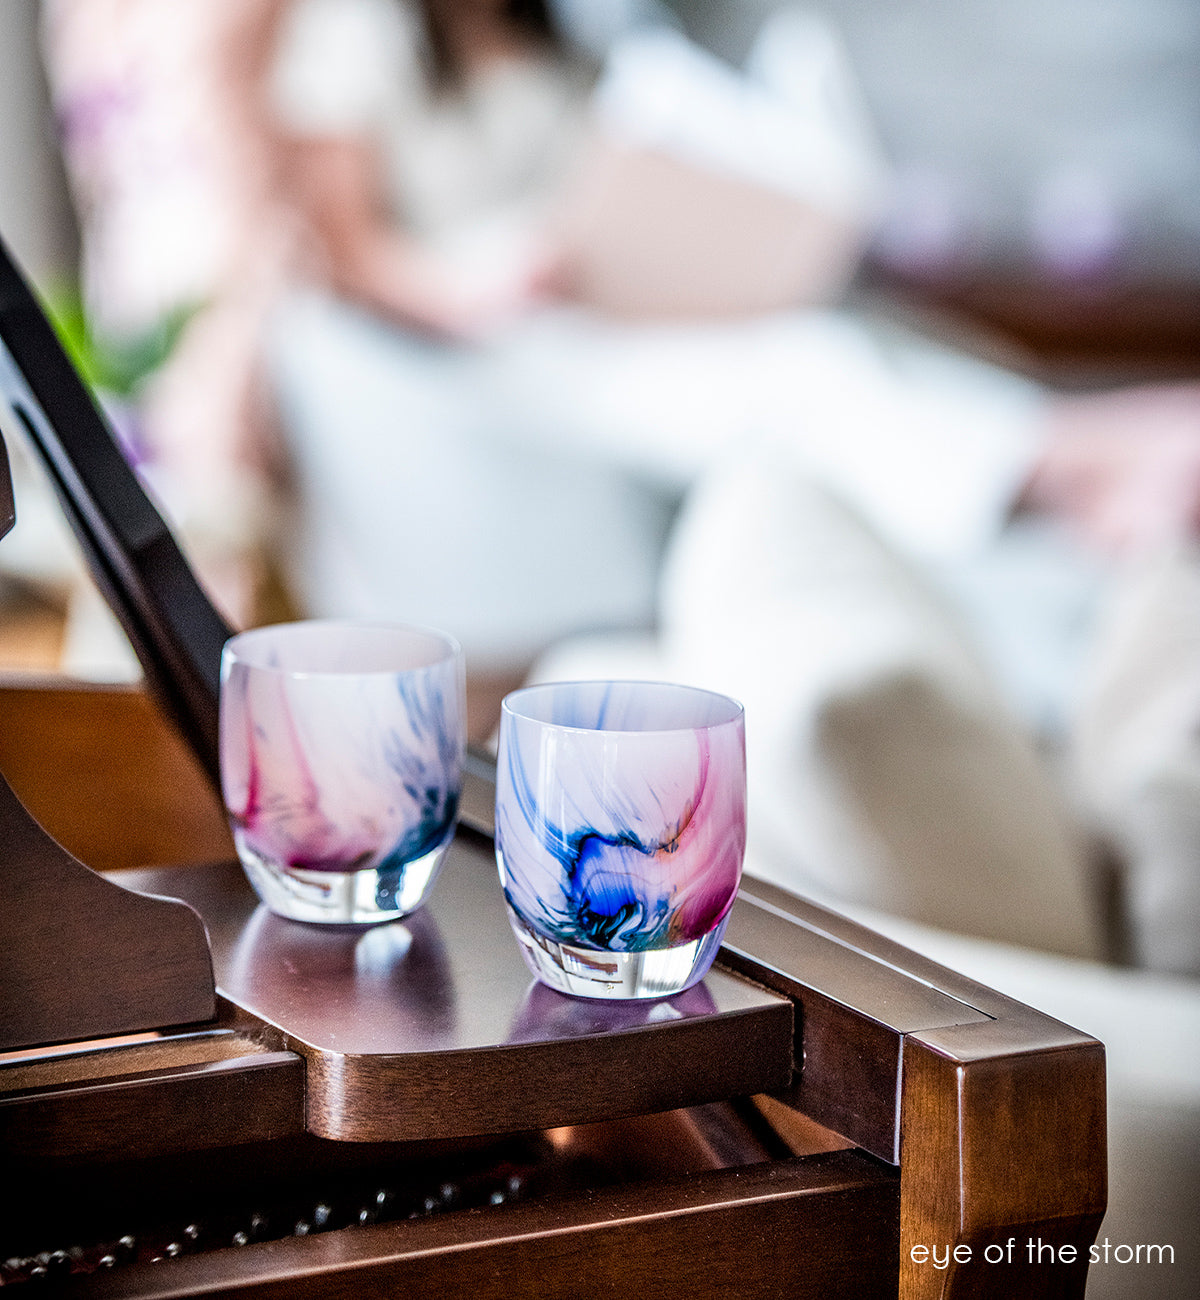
0;679;1106;1298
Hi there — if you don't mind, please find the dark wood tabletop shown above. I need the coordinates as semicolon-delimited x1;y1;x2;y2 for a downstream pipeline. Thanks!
0;679;1108;1298
115;844;795;1143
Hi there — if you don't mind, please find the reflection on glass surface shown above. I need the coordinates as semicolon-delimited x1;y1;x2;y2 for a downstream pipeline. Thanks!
506;976;719;1045
227;901;458;1047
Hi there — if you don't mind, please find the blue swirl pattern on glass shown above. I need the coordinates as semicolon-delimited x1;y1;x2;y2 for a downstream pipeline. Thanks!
219;620;463;921
496;681;746;954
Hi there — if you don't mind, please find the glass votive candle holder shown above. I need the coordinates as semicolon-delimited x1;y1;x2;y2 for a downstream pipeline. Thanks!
219;620;464;925
495;680;746;999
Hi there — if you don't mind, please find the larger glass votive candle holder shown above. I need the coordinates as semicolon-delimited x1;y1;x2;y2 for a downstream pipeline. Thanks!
495;680;746;999
219;620;464;925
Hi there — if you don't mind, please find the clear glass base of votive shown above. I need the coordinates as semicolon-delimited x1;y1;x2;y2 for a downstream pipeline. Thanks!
235;833;450;924
505;906;729;1000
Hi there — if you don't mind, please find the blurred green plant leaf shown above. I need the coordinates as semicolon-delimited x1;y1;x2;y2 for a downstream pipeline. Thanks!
38;280;197;399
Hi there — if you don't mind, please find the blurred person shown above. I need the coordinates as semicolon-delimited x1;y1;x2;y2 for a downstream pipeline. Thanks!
264;0;1034;660
266;0;1200;972
265;0;673;667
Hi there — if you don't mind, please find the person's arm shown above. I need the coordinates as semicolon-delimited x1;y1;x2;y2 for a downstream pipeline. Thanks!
1020;383;1200;555
286;133;538;341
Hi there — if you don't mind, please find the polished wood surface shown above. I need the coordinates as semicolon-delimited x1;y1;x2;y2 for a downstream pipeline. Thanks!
0;766;217;1052
1;1012;304;1167
900;1028;1106;1299
0;674;234;872
718;875;1107;1298
67;1149;900;1300
722;882;990;1161
0;680;1108;1298
116;851;795;1142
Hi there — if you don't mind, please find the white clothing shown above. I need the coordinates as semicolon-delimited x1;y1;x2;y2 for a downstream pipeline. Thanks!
486;304;1042;561
267;0;1054;670
266;0;1200;980
268;289;675;664
269;284;1051;666
271;0;593;249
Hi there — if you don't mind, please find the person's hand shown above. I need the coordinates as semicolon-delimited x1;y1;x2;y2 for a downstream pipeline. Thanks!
286;135;565;343
370;246;526;342
393;235;567;343
1020;383;1200;555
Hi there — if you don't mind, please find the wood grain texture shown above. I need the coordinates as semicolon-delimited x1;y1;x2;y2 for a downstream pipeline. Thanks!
2;1049;305;1167
67;1150;899;1300
714;878;1107;1299
1;1004;305;1167
5;682;1108;1299
118;855;795;1142
0;769;217;1051
720;880;991;1161
898;1027;1106;1300
303;999;792;1141
0;675;234;872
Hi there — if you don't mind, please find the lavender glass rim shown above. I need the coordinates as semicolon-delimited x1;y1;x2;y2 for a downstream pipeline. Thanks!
221;618;463;679
501;679;745;736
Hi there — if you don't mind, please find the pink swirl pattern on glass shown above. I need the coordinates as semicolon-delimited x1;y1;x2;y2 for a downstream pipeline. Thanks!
496;681;746;955
219;621;463;918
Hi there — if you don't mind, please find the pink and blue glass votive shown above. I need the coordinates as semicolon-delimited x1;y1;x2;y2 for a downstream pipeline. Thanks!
495;680;747;999
219;620;464;924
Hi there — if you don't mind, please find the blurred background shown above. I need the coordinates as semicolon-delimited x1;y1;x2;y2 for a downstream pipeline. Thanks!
693;0;1200;295
0;0;78;670
2;0;1197;700
1;4;1199;1295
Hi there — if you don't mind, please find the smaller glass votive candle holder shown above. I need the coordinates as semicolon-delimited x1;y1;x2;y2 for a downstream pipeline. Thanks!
219;620;464;924
495;680;746;999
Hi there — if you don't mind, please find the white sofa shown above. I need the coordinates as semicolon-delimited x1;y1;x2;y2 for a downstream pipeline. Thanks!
525;455;1200;1300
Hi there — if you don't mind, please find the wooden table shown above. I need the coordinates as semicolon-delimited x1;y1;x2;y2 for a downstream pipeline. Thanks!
0;679;1107;1297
